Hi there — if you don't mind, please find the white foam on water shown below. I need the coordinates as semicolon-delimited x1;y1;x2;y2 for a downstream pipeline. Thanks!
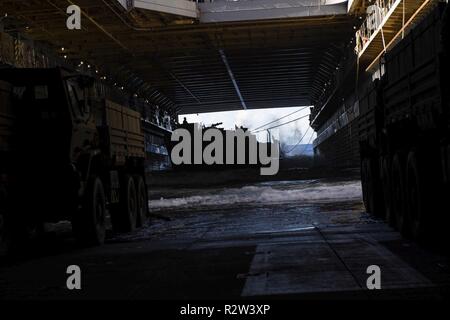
148;180;362;210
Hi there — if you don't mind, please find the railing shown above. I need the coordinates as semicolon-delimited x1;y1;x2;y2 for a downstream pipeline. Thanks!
354;0;397;54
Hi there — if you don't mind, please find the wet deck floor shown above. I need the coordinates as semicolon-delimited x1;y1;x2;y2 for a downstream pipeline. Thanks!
1;179;449;300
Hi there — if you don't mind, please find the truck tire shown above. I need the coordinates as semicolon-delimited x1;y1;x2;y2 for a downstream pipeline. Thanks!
0;212;11;257
406;151;426;239
134;175;148;227
112;175;138;232
381;156;394;226
369;157;384;218
1;185;43;254
361;157;383;216
72;177;107;246
406;150;440;240
0;186;11;255
391;154;407;234
361;158;371;213
0;213;7;255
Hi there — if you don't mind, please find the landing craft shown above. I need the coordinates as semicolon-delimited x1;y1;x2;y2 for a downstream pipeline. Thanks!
170;123;280;175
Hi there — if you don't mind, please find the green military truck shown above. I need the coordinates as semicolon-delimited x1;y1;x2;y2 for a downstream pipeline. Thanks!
359;3;450;240
0;68;148;254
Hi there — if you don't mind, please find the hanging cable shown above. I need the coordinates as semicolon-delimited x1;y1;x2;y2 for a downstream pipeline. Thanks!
252;113;310;134
300;130;316;155
250;106;309;132
283;125;312;154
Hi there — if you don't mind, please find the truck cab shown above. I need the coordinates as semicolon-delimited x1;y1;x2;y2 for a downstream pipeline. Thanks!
0;68;148;253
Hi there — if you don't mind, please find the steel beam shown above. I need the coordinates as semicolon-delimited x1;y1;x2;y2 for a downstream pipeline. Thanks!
219;49;247;110
125;0;199;19
198;0;348;23
124;1;348;23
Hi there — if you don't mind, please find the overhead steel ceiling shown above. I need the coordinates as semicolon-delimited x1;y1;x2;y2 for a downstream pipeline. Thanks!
0;0;358;114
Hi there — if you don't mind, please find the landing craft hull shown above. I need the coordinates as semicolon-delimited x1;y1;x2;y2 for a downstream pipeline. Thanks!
313;120;360;169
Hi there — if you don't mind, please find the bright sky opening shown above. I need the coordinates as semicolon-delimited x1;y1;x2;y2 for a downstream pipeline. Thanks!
179;106;316;149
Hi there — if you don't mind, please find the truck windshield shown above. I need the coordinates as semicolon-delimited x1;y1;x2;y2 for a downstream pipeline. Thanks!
66;80;90;122
12;84;58;121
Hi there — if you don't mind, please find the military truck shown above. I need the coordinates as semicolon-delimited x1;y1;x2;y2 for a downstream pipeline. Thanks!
0;68;148;253
359;3;450;240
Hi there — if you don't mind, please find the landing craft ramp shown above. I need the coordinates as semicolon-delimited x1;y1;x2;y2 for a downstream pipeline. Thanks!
0;0;356;114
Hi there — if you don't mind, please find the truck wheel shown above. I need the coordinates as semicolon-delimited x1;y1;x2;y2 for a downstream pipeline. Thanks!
0;212;11;256
0;185;37;254
134;175;148;227
361;158;371;213
406;150;440;240
406;151;425;239
0;185;10;255
391;154;407;234
72;177;107;246
113;175;138;232
361;157;383;216
369;157;384;218
381;156;394;226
